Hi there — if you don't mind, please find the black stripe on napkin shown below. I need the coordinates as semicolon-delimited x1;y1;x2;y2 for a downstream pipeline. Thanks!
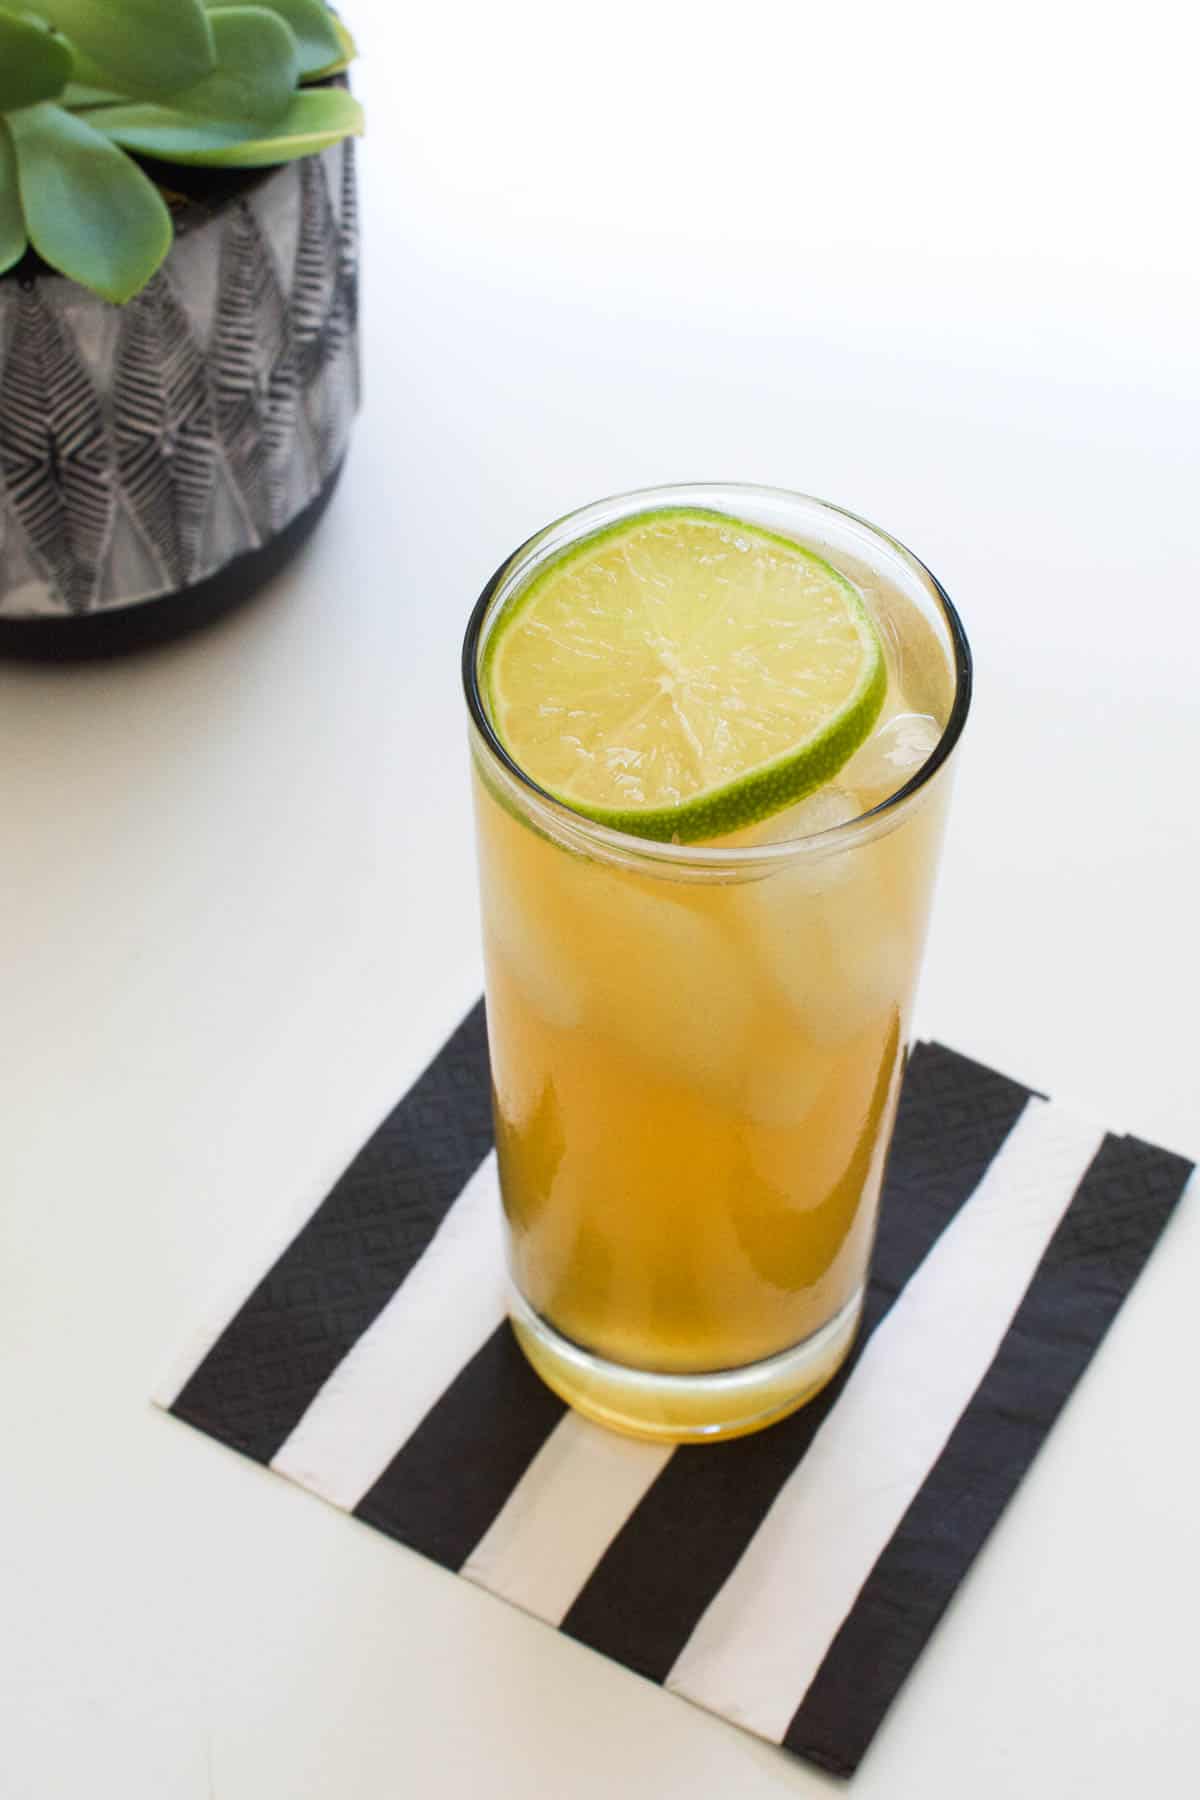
170;1002;493;1462
784;1130;1194;1777
560;1042;1033;1683
354;1322;566;1569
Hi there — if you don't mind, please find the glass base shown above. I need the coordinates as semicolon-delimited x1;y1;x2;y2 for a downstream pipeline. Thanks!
509;1288;863;1444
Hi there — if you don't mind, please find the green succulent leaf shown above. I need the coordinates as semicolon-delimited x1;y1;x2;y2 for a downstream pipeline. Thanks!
0;121;29;275
0;11;74;112
7;102;172;302
37;0;217;100
89;84;363;166
308;13;357;78
168;7;299;127
205;0;341;80
60;82;126;107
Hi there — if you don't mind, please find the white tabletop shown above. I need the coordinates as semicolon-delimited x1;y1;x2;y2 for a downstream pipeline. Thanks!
3;4;1197;1794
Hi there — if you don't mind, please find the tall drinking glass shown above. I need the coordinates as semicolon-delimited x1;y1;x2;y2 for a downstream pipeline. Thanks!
463;484;971;1441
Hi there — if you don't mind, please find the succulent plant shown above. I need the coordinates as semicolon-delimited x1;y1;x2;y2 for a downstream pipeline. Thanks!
0;0;362;302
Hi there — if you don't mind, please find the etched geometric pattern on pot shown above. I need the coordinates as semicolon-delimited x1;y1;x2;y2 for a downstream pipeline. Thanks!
0;140;361;623
211;190;292;545
113;270;218;591
0;282;117;616
309;137;360;480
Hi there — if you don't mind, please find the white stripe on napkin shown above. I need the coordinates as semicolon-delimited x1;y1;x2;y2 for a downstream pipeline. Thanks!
270;1153;508;1508
461;1411;672;1623
665;1097;1105;1742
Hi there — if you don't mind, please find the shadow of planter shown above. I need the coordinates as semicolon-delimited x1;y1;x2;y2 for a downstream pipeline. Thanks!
0;134;360;659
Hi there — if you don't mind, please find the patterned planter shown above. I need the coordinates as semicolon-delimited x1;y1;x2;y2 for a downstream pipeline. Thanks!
0;135;359;656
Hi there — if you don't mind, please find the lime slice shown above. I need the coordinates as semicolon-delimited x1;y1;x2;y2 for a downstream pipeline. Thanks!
482;507;887;843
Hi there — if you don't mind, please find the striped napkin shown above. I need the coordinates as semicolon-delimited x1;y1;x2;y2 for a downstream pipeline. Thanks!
157;1003;1192;1777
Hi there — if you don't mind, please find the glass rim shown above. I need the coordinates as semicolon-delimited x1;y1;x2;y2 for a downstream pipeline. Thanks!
461;481;973;870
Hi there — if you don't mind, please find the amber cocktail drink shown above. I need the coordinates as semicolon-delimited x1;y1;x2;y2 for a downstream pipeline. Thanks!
464;486;970;1440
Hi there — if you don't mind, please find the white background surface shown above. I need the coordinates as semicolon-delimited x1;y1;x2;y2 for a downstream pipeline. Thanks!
2;2;1197;1794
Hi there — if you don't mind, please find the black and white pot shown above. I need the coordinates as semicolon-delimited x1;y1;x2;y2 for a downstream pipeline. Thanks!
0;134;359;657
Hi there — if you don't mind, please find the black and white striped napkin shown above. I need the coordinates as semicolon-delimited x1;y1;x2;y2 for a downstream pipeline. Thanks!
157;1003;1193;1777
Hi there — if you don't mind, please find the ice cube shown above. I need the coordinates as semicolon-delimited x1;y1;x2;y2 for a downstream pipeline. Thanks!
478;786;752;1089
734;823;914;1044
480;863;587;1031
571;873;753;1095
742;785;862;847
841;712;941;806
743;1026;829;1128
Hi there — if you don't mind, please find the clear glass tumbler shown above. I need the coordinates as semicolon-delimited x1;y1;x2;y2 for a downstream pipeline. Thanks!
463;484;971;1441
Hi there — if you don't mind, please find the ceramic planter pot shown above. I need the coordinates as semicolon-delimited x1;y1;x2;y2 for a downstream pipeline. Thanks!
0;135;359;656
